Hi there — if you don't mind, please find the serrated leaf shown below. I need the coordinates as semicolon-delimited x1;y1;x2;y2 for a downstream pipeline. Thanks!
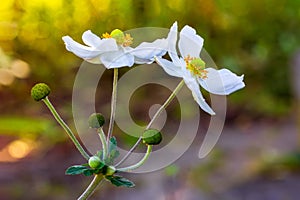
106;175;135;188
65;165;88;175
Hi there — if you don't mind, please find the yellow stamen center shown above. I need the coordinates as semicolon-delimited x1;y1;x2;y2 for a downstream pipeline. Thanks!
184;55;208;79
102;29;133;47
102;32;111;38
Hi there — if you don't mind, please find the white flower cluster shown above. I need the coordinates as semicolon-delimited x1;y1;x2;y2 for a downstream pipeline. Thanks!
62;22;245;115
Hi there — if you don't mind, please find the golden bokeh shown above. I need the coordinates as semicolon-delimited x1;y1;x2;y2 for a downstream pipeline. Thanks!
0;139;36;162
10;60;30;78
0;68;14;85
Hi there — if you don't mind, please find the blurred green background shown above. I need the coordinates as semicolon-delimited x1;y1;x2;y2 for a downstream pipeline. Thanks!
1;0;300;199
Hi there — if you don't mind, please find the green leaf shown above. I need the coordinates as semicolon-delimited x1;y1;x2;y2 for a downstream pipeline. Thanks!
83;169;95;176
106;175;135;188
105;137;120;164
94;167;104;174
94;161;105;171
96;150;103;159
65;165;88;175
108;137;117;153
110;149;120;159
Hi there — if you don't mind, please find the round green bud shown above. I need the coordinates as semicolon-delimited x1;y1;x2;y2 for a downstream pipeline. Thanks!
31;83;51;101
105;165;116;176
110;29;124;44
142;129;162;145
88;113;105;128
88;156;101;169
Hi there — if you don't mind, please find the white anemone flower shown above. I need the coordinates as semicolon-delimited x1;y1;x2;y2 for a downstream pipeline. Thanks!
62;29;167;68
155;22;245;115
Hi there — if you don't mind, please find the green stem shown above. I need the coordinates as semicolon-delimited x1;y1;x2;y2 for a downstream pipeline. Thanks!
146;80;185;129
115;80;185;167
97;128;107;159
107;68;118;145
42;97;90;160
77;175;104;200
117;145;152;172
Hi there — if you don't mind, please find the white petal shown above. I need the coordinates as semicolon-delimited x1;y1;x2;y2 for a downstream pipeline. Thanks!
62;36;102;59
167;22;182;66
82;30;102;48
199;68;245;95
82;30;118;52
134;57;154;64
85;56;102;64
155;57;183;78
123;46;151;64
99;48;134;68
178;25;204;58
130;38;168;63
183;75;215;115
97;38;119;52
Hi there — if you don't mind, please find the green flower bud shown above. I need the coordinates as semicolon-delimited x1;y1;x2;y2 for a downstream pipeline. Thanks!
88;113;105;128
88;156;101;169
31;83;51;101
105;165;116;176
142;129;162;145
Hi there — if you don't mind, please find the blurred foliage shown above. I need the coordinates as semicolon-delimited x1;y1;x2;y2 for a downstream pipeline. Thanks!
260;151;300;177
0;116;64;143
0;1;299;198
0;0;299;130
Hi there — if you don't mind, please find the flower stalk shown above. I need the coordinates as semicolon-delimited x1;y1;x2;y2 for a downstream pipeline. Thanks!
107;68;118;145
97;128;108;159
42;97;90;160
115;80;185;167
117;145;153;172
146;79;185;129
78;175;104;200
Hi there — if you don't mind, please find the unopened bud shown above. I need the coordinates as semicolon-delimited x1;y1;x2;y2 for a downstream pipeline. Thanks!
88;113;105;128
105;165;116;176
88;156;102;169
142;129;162;145
31;83;51;101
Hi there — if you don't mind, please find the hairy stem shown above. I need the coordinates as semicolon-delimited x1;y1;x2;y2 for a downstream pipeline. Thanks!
107;68;118;145
77;175;103;200
146;80;185;129
97;128;107;159
43;97;90;160
117;145;152;172
115;80;185;167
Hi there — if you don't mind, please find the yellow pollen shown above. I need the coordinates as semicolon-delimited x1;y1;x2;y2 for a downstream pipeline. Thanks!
123;33;133;47
102;32;112;38
184;55;208;79
101;30;133;47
